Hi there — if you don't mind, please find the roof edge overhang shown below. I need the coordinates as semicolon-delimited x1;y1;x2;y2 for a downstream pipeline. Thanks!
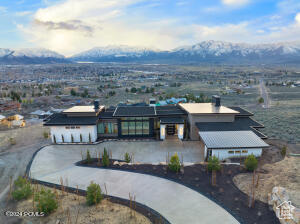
44;123;96;126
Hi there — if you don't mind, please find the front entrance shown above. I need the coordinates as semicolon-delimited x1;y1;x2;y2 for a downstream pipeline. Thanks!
166;124;176;136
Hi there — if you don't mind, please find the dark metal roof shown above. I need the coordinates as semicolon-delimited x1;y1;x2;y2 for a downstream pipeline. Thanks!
199;131;269;149
155;106;186;116
113;106;156;117
44;113;98;126
196;117;266;138
160;117;185;124
228;107;253;116
99;107;116;119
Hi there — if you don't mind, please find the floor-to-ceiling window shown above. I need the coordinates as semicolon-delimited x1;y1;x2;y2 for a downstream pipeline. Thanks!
98;121;118;135
120;117;151;136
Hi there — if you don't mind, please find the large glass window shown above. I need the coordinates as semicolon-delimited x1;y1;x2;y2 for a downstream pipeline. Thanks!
143;121;149;135
121;122;128;135
129;121;135;135
136;121;143;135
120;117;150;136
98;122;118;134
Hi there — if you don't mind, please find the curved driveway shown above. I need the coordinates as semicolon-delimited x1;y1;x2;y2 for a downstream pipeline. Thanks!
30;146;239;224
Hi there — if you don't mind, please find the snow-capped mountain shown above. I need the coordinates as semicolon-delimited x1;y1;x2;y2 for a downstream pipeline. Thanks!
173;40;300;57
71;45;158;61
0;48;69;64
70;41;300;64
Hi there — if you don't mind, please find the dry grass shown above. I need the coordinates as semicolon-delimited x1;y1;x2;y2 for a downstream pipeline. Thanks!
16;185;151;224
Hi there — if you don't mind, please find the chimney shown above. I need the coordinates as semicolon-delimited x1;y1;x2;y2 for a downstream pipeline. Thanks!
94;100;100;110
149;98;156;107
212;95;221;107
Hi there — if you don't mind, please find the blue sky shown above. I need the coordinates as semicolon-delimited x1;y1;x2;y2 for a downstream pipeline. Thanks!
1;0;300;55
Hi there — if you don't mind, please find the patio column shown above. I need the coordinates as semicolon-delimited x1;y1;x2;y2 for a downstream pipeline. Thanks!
160;124;166;140
178;124;184;140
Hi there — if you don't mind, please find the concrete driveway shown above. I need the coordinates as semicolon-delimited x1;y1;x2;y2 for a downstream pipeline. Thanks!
30;144;239;224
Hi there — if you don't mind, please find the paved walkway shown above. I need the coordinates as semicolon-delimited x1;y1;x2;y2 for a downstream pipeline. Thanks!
29;144;239;224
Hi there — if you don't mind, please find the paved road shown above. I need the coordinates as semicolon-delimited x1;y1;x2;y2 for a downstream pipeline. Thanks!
30;146;239;224
259;79;270;108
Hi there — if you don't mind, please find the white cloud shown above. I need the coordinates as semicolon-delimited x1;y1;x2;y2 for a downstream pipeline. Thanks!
15;11;33;17
18;0;300;56
221;0;249;7
295;13;300;24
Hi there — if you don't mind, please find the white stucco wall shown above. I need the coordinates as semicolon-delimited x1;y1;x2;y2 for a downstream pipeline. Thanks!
50;125;97;143
178;124;184;140
211;148;262;160
160;124;166;140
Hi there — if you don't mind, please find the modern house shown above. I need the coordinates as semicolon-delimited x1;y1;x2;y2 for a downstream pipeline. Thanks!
44;96;269;160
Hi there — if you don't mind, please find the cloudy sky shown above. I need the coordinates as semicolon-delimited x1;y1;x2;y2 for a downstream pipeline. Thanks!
1;0;300;56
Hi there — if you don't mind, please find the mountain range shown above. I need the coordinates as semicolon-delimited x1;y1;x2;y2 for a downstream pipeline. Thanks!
2;40;300;65
0;48;69;64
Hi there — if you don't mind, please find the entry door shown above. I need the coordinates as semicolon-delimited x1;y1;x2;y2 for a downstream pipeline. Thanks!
166;124;175;135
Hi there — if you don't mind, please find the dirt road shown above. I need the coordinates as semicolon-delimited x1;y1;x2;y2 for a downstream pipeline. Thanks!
259;79;270;108
0;123;49;223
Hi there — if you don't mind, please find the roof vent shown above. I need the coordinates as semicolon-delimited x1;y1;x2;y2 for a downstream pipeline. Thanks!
212;95;221;107
94;100;100;110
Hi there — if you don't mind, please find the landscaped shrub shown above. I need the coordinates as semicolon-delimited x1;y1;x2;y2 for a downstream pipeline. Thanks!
281;146;287;157
245;154;258;171
86;150;92;164
207;156;221;172
34;188;58;215
168;153;181;172
258;97;264;104
9;137;16;145
124;152;131;163
102;148;109;167
89;133;92;143
43;132;49;139
86;182;102;206
12;176;32;201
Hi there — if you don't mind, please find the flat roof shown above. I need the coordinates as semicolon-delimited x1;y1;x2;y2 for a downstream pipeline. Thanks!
63;106;104;113
199;131;269;149
179;103;239;114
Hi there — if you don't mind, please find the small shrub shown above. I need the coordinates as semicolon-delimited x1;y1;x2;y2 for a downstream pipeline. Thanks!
89;133;92;143
71;134;74;143
124;152;131;163
34;188;58;215
168;153;181;172
258;97;264;104
9;137;16;145
102;148;109;167
281;146;287;157
12;177;32;201
86;150;92;164
245;154;258;171
207;156;221;172
43;132;49;139
86;182;102;205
